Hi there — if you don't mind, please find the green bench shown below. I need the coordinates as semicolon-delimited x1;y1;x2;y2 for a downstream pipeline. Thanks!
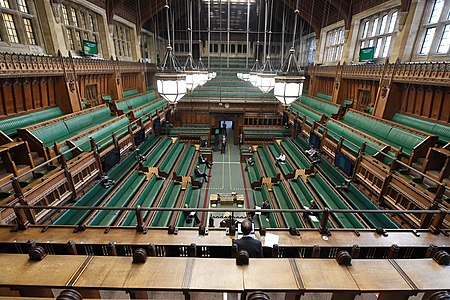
257;146;278;178
114;91;158;115
175;145;196;177
54;152;138;225
121;175;165;226
392;113;450;145
159;142;184;176
289;178;331;229
307;174;364;229
300;95;340;118
290;102;323;125
325;119;395;164
246;156;262;188
0;107;63;136
24;106;114;148
280;139;311;170
151;181;182;227
143;138;173;168
268;143;294;176
192;162;208;185
316;159;398;229
177;184;201;227
252;186;278;228
131;99;167;122
272;183;304;228
341;110;431;158
123;89;139;98
316;93;332;102
88;171;146;226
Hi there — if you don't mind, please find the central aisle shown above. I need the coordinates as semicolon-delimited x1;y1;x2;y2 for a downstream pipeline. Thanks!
197;132;255;224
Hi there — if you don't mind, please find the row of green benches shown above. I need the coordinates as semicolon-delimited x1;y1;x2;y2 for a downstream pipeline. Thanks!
0;107;64;136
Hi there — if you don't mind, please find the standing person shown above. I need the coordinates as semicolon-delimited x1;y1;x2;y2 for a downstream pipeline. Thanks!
221;134;226;154
239;133;243;146
232;219;263;258
222;122;227;136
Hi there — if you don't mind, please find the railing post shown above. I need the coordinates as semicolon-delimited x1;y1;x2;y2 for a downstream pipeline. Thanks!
319;208;331;235
135;205;145;232
429;209;447;234
13;203;29;230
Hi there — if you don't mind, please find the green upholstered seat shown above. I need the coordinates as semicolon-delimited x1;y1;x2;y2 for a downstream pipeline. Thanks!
268;143;294;176
151;181;182;227
257;146;277;178
280;139;311;170
175;145;196;177
272;183;304;228
300;95;340;117
392;113;450;144
160;142;184;174
0;107;63;136
123;89;139;98
246;156;262;185
143;138;172;168
316;93;332;101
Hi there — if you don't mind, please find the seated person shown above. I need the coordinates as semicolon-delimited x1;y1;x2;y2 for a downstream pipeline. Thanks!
261;200;270;220
275;152;286;165
232;219;263;258
183;204;200;225
305;145;318;158
248;157;255;166
198;154;212;168
194;165;211;182
304;200;319;216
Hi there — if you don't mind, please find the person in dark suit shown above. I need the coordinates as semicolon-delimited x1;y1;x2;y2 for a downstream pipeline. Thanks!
194;165;210;182
233;219;263;258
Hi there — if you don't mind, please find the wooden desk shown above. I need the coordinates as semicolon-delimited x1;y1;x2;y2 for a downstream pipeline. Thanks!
295;259;357;291
394;259;450;291
75;256;186;290
189;258;243;291
0;254;87;287
243;259;299;291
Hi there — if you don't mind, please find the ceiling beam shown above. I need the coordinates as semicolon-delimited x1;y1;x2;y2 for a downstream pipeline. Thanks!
106;0;122;24
283;0;322;37
326;0;351;30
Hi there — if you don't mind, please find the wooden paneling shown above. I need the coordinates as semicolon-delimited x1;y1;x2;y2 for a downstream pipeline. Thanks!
315;77;334;97
400;84;450;122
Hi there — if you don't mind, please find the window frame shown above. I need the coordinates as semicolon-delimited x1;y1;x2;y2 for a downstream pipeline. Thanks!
415;0;450;58
355;9;398;61
324;26;344;63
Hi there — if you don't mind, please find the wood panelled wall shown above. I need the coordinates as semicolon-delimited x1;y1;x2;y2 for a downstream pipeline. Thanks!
0;78;57;116
339;79;379;108
121;73;138;92
399;84;450;122
78;74;108;104
176;111;213;126
314;77;334;97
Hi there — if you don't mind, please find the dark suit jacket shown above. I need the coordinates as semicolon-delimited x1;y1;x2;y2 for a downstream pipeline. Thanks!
233;236;263;258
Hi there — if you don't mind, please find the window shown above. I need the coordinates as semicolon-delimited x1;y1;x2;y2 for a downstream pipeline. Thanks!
60;2;101;54
3;13;19;43
113;22;133;58
17;0;28;13
324;27;344;62
23;18;35;44
357;9;398;60
417;0;450;56
0;0;10;9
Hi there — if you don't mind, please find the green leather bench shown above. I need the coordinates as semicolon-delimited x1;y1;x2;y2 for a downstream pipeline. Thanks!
192;162;207;184
316;93;332;102
307;173;364;229
54;153;138;225
132;99;167;122
280;139;311;170
268;143;294;176
121;175;164;226
272;183;304;228
392;113;450;144
290;102;323;125
177;184;201;227
143;138;173;168
151;181;182;227
316;159;398;229
123;89;139;98
0;107;63;136
159;142;184;175
300;95;340;118
27;106;114;148
252;186;278;228
175;145;196;177
115;91;158;114
341;110;429;157
88;171;146;226
246;156;262;186
257;146;278;178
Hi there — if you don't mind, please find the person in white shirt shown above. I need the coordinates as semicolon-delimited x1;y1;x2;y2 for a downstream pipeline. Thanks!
275;153;286;165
